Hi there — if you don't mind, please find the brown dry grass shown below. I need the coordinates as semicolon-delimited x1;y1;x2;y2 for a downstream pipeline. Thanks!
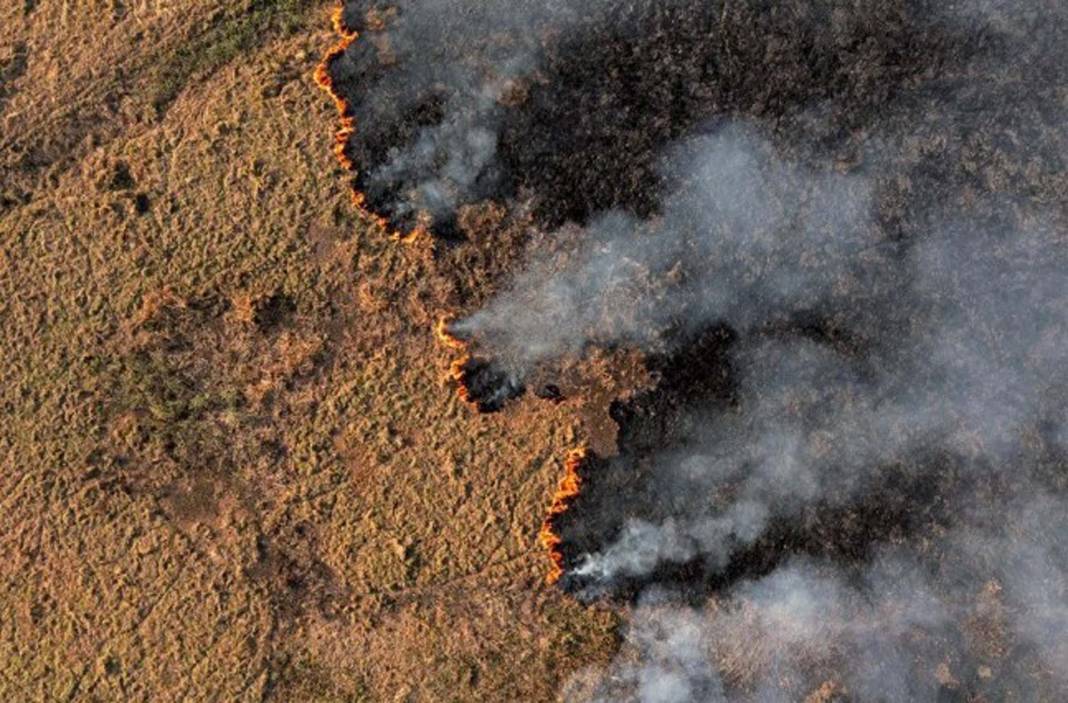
0;3;618;700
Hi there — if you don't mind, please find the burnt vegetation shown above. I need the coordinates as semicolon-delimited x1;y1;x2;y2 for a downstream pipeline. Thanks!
323;1;1068;697
327;0;986;237
327;0;1067;411
451;356;525;413
546;320;918;599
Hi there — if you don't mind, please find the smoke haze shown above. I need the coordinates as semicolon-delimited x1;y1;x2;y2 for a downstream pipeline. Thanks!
331;0;1068;699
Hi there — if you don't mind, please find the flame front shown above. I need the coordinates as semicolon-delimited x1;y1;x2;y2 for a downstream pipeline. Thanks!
314;3;426;244
435;317;468;351
435;317;479;406
329;6;586;585
539;447;589;585
314;6;358;172
450;356;475;404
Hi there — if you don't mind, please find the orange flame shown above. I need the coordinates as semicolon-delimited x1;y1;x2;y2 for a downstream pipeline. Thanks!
435;317;468;351
314;6;358;167
319;5;582;590
539;446;590;585
435;317;480;407
449;355;474;403
315;3;427;244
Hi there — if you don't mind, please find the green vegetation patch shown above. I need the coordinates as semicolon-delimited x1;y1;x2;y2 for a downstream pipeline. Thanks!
149;0;317;114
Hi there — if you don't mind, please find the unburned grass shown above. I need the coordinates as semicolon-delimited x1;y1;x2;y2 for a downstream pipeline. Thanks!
148;0;317;114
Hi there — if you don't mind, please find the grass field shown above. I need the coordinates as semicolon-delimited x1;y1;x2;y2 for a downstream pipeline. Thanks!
0;2;618;699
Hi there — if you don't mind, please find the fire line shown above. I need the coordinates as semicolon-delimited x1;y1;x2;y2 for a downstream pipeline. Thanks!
539;446;590;585
325;3;586;585
435;317;479;407
314;3;426;244
437;316;587;582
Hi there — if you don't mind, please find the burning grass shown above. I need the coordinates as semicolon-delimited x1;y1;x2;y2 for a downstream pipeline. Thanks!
313;7;365;203
437;315;580;582
436;317;525;412
539;447;592;586
314;2;427;244
312;2;1068;697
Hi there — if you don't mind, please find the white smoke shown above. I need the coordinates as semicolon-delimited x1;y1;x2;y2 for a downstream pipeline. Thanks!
336;0;1068;699
580;492;1068;701
332;0;627;224
564;196;1067;588
438;1;1068;699
453;124;878;365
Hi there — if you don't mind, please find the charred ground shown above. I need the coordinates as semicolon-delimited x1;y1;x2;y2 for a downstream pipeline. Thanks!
328;1;1068;699
326;0;972;237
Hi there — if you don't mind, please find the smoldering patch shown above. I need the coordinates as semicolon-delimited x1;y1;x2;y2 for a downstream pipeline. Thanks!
450;355;525;413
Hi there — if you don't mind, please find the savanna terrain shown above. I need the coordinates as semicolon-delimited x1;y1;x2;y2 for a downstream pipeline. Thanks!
0;2;618;700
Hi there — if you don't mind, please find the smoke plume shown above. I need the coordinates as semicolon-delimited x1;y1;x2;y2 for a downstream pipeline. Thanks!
328;0;1068;699
327;0;617;235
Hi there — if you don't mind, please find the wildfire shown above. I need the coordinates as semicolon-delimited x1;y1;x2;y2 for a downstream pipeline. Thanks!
324;0;582;583
435;317;478;406
314;3;427;244
539;446;591;585
435;317;469;351
448;355;474;404
314;6;358;168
